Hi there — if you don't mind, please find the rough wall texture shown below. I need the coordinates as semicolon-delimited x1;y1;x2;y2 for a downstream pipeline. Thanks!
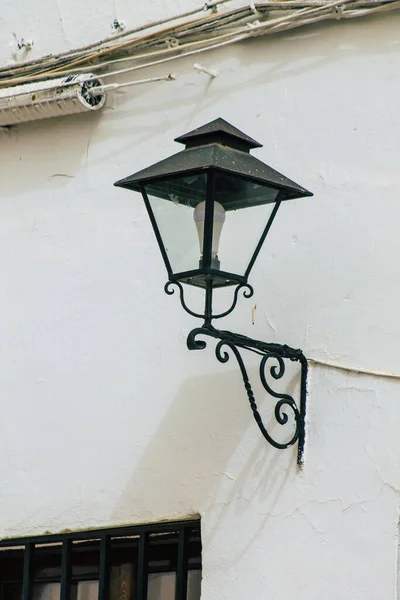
1;4;400;599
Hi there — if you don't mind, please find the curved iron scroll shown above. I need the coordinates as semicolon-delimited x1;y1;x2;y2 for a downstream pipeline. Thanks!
187;326;308;464
165;281;205;319
164;281;254;323
212;284;254;320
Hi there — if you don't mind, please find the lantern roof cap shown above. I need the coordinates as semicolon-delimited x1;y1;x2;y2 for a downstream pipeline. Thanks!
174;117;262;151
114;118;313;201
114;143;312;200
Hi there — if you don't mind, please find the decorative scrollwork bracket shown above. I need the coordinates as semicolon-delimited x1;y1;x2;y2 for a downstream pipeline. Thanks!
164;278;307;464
164;280;254;324
187;326;308;465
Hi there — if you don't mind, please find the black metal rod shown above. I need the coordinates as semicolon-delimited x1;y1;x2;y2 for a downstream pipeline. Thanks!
60;540;72;600
22;542;34;600
175;527;189;600
297;355;308;465
204;276;213;326
202;170;216;269
141;184;173;277
244;193;284;280
136;532;149;600
98;536;110;600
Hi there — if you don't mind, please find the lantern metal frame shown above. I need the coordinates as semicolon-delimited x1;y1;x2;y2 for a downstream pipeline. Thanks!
140;180;284;291
115;118;312;464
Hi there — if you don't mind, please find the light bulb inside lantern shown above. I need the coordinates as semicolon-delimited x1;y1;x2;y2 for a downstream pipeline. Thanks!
193;201;226;269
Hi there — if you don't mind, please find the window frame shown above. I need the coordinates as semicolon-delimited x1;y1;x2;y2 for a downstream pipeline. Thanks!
0;520;201;600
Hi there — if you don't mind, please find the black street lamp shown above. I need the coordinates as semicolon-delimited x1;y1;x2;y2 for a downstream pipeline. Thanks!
115;118;312;462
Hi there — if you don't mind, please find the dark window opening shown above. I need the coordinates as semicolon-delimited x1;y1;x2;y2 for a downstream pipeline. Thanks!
0;520;201;600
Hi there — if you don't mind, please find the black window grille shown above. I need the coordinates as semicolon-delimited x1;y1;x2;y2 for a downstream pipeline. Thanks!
0;520;201;600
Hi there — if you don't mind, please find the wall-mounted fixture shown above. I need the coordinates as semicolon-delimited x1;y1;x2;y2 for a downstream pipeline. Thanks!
0;74;106;126
14;37;34;51
111;18;127;32
0;73;176;128
115;118;312;463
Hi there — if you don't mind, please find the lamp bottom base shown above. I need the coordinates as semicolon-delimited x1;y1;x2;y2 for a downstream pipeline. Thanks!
198;258;220;270
169;268;246;289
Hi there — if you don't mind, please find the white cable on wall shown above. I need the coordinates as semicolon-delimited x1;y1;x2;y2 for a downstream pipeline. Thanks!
0;0;398;127
0;0;398;91
308;358;400;380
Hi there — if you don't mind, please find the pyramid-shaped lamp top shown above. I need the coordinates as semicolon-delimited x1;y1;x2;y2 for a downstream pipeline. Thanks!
114;118;313;203
174;117;262;152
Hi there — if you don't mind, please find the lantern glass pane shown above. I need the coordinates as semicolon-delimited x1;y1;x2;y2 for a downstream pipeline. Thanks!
214;171;280;211
144;171;281;280
212;172;280;276
144;174;207;274
215;201;277;276
145;173;207;207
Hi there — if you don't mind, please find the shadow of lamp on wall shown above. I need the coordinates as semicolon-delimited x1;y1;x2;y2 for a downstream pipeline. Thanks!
114;118;313;464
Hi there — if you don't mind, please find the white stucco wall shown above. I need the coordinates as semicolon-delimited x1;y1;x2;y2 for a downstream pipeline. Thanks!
1;5;400;599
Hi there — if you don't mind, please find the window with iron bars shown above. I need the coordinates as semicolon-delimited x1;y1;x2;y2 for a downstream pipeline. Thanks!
0;520;201;600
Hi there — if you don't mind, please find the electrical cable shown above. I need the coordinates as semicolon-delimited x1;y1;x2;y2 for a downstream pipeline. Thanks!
308;358;400;380
0;0;398;91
